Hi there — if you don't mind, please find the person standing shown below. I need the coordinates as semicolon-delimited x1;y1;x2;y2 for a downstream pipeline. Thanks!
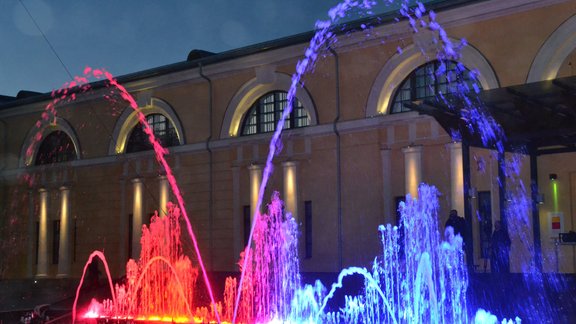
445;209;467;244
490;220;511;273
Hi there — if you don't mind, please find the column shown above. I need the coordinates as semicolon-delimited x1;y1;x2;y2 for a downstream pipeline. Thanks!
119;179;127;271
402;146;422;198
132;178;144;259
380;148;392;221
530;150;543;271
462;141;475;269
498;151;507;227
27;190;35;278
57;186;71;277
248;164;262;223
283;161;298;222
36;188;49;278
232;166;242;258
158;175;169;216
449;142;465;216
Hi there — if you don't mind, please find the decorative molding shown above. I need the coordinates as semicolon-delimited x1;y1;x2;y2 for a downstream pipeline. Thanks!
19;117;82;168
220;71;317;138
123;43;310;93
109;97;185;154
365;38;499;117
2;112;449;177
433;0;570;29
528;13;576;82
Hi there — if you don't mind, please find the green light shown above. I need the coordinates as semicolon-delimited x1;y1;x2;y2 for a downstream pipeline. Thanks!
552;181;559;212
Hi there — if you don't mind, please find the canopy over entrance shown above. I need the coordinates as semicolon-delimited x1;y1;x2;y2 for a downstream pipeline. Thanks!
407;75;576;155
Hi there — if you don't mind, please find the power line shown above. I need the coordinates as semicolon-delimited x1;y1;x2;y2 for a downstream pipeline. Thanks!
17;0;164;212
18;0;74;80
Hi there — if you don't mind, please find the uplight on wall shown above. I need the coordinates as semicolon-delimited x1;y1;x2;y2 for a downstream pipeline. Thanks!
549;173;558;212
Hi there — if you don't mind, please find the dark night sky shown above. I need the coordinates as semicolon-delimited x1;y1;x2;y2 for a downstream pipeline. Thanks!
0;0;419;97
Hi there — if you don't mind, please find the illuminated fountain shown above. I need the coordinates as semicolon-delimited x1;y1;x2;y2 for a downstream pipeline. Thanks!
72;185;473;323
23;0;568;323
74;203;199;323
309;184;470;323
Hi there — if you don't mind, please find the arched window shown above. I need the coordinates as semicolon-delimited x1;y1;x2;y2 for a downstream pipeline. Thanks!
241;91;310;136
126;114;179;153
390;60;479;113
35;131;77;165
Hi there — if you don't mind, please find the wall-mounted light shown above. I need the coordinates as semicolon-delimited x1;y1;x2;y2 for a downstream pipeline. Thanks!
549;173;558;181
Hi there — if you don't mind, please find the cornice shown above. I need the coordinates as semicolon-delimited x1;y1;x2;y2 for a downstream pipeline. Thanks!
434;0;570;27
332;0;571;53
0;112;438;176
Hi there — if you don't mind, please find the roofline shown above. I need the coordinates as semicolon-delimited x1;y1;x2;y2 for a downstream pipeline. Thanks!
0;0;484;111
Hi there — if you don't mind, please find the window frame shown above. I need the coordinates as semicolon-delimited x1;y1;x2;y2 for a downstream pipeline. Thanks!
125;113;179;153
34;130;77;166
240;91;310;136
390;60;479;114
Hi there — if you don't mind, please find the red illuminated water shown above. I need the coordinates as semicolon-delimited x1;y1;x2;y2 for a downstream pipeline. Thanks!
71;251;116;323
73;203;201;322
68;191;296;323
29;67;220;323
103;70;221;323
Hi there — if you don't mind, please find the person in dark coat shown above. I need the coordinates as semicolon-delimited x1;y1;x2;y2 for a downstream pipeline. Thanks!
445;209;467;244
490;220;511;273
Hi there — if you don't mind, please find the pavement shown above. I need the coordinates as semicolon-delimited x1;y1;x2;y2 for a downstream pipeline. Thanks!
0;272;574;323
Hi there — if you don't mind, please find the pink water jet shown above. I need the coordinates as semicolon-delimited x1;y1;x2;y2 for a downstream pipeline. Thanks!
103;70;221;323
72;251;116;323
28;67;221;323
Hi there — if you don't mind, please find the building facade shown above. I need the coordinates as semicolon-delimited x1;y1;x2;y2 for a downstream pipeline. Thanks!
1;0;576;280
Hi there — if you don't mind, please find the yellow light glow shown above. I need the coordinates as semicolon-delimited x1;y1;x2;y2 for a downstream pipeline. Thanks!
159;176;169;216
249;165;262;223
229;87;264;137
408;160;416;197
132;179;144;258
283;162;297;221
39;191;47;238
37;188;48;277
60;188;69;235
403;146;422;198
450;143;464;215
115;106;182;154
134;182;142;210
286;168;294;196
544;71;556;81
58;186;70;277
377;54;422;114
251;176;259;199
